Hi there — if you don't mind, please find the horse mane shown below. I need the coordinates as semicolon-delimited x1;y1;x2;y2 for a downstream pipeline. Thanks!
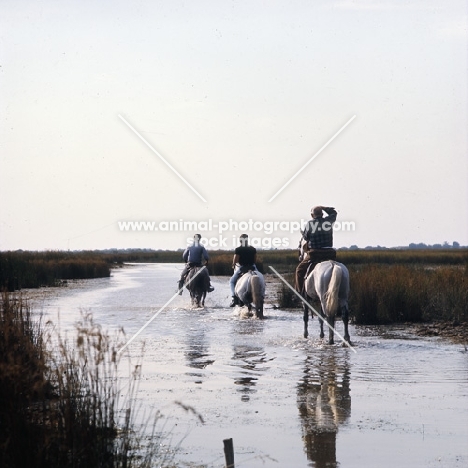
324;262;342;318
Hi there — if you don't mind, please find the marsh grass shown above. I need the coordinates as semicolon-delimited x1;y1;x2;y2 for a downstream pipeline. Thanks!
274;272;301;309
0;251;110;290
0;293;176;467
348;264;468;324
3;248;466;290
0;292;49;464
3;248;467;326
260;248;468;272
209;250;468;324
208;248;468;275
339;249;468;265
261;250;468;325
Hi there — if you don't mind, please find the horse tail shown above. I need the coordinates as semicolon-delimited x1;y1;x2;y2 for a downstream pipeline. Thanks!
251;274;264;318
325;263;342;318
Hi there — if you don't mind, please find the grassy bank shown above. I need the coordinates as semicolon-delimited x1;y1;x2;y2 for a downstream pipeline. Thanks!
2;248;467;326
262;248;468;271
0;251;111;290
348;264;468;324
2;248;466;290
209;248;468;275
271;249;468;326
0;293;174;467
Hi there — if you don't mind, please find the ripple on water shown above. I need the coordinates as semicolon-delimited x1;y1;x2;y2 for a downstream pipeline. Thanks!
30;265;468;468
350;338;468;384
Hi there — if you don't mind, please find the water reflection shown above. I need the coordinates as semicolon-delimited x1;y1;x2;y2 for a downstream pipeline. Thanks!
184;327;215;384
297;350;351;468
231;319;270;401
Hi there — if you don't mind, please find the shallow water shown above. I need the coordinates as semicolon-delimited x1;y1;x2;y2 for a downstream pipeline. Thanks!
32;263;468;467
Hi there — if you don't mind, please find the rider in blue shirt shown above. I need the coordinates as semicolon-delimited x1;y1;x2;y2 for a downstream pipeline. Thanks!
178;234;214;294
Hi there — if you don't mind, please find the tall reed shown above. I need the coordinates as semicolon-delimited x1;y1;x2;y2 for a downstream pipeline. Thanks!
0;293;175;467
349;264;468;324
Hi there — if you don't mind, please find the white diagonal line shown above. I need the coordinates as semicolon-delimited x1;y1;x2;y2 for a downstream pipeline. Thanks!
269;266;356;353
118;114;207;203
118;266;207;354
268;115;356;202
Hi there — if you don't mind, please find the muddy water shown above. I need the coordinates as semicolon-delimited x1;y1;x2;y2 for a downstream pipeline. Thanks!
33;263;468;468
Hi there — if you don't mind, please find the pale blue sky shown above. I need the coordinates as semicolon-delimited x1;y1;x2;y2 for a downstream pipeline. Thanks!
1;0;467;250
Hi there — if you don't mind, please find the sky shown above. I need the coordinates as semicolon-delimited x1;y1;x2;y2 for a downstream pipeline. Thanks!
1;0;467;251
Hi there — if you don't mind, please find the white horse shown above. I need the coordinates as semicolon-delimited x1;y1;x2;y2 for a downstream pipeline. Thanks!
303;260;350;344
234;270;265;319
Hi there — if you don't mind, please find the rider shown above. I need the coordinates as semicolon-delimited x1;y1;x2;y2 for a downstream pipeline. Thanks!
295;206;337;294
229;234;258;306
178;234;214;295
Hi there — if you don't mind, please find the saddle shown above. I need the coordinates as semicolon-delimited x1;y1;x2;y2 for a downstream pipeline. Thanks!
304;249;337;278
238;264;256;277
184;263;209;286
304;261;320;279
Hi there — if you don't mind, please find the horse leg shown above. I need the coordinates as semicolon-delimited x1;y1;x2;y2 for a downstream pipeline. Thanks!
303;302;309;338
319;305;325;339
342;305;351;344
328;314;335;345
255;303;264;320
201;291;206;307
250;275;264;320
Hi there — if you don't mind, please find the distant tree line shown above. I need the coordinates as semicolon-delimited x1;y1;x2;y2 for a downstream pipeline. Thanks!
340;241;463;250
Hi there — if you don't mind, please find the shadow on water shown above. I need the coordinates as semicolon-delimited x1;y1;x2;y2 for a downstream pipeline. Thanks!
297;349;351;468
